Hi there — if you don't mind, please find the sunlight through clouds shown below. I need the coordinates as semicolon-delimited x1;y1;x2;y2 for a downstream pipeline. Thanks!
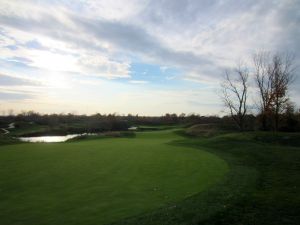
0;0;299;115
30;51;79;72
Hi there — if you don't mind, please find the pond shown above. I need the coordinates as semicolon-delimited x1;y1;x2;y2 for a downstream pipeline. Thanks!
19;134;93;143
128;126;138;131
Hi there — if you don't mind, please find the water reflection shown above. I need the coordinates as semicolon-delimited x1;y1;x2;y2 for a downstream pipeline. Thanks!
20;134;82;143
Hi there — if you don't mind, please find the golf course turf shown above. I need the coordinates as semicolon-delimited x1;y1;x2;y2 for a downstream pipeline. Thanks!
0;130;228;225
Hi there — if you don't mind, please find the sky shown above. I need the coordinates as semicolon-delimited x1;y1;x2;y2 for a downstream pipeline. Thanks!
0;0;299;116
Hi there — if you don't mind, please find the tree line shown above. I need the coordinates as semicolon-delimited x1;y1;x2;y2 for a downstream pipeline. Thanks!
0;112;232;135
0;108;298;134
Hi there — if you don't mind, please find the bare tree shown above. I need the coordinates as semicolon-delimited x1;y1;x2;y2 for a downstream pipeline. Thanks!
221;65;249;131
253;52;274;130
270;53;294;130
254;51;294;131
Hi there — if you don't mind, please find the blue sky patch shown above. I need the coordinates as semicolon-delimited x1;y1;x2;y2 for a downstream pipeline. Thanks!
129;62;181;84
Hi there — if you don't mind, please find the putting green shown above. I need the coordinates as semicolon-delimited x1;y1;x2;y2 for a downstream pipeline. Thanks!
0;130;228;225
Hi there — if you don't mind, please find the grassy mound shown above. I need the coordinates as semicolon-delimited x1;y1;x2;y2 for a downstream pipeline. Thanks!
185;123;223;137
112;131;300;225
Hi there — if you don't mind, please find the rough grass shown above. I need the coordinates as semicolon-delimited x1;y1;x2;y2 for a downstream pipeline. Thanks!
0;130;227;225
185;123;221;137
8;122;49;136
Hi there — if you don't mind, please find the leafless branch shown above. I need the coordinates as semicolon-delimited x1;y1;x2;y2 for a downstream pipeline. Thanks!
220;64;249;131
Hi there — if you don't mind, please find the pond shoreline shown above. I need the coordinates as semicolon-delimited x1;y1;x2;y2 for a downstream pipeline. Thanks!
1;123;137;143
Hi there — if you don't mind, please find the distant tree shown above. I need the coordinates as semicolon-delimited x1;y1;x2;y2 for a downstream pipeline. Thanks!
8;109;14;116
220;64;249;131
254;51;295;131
281;101;298;132
179;113;186;118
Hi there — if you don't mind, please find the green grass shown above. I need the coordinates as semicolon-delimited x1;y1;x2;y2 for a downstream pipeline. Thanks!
111;131;300;225
0;130;228;225
1;129;299;225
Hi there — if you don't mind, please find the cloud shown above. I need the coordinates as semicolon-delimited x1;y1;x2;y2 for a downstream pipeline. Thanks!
0;73;39;86
74;0;147;20
0;1;215;78
0;0;299;112
0;73;44;101
0;91;32;100
134;0;300;82
78;55;130;78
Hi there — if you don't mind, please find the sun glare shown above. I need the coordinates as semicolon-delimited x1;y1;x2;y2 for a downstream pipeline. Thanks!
28;50;77;89
30;51;79;73
45;71;69;89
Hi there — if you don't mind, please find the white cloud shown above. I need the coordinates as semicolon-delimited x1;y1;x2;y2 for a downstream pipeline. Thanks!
78;55;130;78
30;51;79;72
0;0;299;113
80;0;148;20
